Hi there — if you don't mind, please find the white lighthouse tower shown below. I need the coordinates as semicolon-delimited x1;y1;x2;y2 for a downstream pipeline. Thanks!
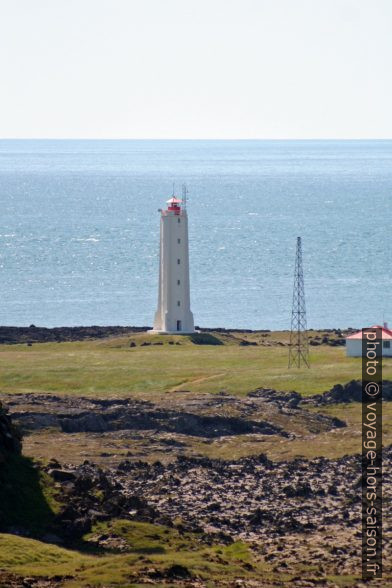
149;193;195;334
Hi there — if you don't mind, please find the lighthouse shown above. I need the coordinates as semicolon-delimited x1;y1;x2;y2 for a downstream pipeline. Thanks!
149;193;195;334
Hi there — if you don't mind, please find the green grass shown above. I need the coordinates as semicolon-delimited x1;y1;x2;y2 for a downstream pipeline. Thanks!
1;332;389;400
0;532;90;573
0;521;276;587
0;520;371;587
0;454;59;534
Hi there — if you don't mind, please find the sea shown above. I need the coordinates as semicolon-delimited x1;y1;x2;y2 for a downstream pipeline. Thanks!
0;139;391;330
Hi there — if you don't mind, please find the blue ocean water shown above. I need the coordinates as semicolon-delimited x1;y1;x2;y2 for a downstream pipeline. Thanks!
0;139;390;330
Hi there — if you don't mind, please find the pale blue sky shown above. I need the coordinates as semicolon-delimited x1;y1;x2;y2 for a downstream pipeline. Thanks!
0;0;391;139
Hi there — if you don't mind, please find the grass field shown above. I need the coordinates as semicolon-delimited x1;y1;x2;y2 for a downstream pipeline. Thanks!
0;331;389;400
0;521;362;588
0;522;276;588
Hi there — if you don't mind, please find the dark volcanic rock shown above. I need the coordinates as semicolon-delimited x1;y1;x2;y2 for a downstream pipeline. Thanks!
58;409;285;437
304;379;392;405
6;395;287;438
118;447;392;541
250;380;392;410
246;388;346;430
308;335;346;347
0;325;150;345
282;482;313;498
0;571;67;587
48;468;77;482
47;446;392;546
165;564;192;579
248;388;302;408
0;402;22;461
61;413;110;433
2;389;350;447
49;462;159;539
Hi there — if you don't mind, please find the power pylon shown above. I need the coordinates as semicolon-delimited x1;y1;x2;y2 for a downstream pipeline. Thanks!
288;237;310;368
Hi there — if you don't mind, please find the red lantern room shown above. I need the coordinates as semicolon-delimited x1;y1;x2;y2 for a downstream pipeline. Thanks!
166;197;182;215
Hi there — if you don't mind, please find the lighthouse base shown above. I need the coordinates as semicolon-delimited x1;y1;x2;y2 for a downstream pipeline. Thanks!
147;329;197;335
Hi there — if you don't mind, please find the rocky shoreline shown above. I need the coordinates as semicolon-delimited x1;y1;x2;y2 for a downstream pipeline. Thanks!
0;325;350;345
0;325;149;345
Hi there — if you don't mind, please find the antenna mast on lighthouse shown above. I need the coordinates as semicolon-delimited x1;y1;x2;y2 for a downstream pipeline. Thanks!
288;237;310;368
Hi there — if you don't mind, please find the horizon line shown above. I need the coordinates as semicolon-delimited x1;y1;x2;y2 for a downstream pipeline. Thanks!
1;137;392;142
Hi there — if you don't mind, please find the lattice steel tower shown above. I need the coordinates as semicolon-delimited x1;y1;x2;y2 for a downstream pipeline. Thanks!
288;237;310;368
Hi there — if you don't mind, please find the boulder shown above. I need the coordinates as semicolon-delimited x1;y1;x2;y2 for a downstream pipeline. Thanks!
48;468;77;482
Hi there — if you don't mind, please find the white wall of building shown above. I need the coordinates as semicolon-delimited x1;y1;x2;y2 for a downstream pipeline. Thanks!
346;339;363;357
346;338;392;357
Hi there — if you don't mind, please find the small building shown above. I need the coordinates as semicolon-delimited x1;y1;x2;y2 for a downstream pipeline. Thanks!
346;324;392;357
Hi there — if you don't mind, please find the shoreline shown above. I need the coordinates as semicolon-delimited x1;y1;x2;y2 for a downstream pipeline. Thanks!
0;325;352;345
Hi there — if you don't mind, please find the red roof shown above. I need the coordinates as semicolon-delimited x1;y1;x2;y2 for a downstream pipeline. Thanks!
346;325;392;340
166;197;182;205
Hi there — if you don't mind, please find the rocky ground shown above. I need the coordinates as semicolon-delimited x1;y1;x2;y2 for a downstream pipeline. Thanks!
4;388;348;436
1;389;347;466
47;451;366;542
302;380;392;405
1;380;391;586
2;393;289;438
27;447;392;585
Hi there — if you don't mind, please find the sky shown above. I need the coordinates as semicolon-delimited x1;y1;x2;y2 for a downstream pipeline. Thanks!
0;0;391;139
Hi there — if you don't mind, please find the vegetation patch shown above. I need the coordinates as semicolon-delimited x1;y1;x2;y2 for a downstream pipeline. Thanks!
0;454;59;534
0;520;271;587
189;332;224;345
